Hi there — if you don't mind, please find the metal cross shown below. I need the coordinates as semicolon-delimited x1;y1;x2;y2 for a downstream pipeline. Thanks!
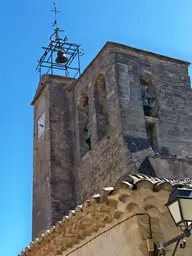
51;2;60;28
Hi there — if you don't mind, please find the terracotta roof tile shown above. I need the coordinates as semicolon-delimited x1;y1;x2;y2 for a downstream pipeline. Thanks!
19;174;192;256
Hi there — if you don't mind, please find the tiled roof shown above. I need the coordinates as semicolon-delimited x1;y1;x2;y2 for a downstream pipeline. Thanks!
19;174;192;256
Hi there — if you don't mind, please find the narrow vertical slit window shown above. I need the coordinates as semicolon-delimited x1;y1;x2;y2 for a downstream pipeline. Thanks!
146;122;158;152
78;93;91;157
94;74;109;141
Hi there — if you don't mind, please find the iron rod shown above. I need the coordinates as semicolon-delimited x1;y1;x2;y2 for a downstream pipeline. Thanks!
163;233;185;248
172;240;180;256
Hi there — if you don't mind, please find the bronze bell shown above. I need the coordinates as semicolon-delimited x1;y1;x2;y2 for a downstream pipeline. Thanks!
85;128;91;149
143;98;151;108
143;98;152;115
55;49;68;64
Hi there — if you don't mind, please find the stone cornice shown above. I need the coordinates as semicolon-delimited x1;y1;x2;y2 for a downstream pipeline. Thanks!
31;74;75;106
108;41;190;66
56;41;191;99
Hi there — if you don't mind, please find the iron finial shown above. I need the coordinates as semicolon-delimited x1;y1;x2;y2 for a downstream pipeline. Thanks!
51;1;60;29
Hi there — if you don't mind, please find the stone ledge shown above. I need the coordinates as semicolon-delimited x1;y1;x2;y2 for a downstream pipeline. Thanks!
145;116;158;124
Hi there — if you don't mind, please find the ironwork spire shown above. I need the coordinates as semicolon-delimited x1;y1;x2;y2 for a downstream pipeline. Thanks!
36;2;84;78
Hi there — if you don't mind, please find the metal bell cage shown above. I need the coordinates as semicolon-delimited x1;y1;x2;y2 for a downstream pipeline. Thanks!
36;28;84;78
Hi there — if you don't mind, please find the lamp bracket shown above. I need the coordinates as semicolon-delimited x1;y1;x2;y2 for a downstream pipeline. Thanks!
154;229;191;256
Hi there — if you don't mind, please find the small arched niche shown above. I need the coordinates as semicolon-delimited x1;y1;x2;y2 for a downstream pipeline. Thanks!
94;74;109;140
78;92;91;156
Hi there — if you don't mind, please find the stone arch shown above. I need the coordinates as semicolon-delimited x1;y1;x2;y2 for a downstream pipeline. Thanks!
78;92;91;156
94;74;109;140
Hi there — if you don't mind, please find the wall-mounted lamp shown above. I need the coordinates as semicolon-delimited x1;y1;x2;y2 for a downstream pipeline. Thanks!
154;188;192;256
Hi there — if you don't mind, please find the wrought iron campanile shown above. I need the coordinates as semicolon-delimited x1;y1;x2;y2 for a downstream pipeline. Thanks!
36;2;84;78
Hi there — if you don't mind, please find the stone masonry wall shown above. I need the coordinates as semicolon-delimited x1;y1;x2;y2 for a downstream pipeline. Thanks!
72;43;192;203
32;85;52;239
64;187;192;256
72;48;136;204
32;76;75;239
63;216;144;256
113;44;192;171
149;156;192;178
48;79;76;225
32;42;192;239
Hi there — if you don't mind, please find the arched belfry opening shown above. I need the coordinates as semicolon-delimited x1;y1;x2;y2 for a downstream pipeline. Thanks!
94;74;109;140
140;75;158;118
140;74;159;152
78;93;91;156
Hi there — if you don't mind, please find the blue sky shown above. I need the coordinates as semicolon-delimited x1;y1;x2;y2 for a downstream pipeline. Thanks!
1;0;192;255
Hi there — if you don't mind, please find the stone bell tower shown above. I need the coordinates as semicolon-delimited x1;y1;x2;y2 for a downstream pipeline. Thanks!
32;3;192;242
32;40;192;240
32;2;83;239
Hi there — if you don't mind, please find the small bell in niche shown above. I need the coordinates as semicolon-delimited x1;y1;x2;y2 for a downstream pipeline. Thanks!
140;84;155;116
143;98;152;116
84;127;91;150
55;49;68;64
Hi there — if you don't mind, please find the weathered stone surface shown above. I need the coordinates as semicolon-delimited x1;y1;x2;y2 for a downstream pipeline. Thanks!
149;156;192;178
31;42;192;239
63;187;192;256
115;47;192;159
32;84;52;239
21;173;192;256
32;75;76;239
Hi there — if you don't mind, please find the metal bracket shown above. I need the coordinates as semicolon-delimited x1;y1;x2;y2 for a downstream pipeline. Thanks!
154;229;191;256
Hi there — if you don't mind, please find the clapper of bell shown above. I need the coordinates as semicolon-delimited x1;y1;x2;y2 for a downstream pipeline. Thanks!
55;49;68;64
